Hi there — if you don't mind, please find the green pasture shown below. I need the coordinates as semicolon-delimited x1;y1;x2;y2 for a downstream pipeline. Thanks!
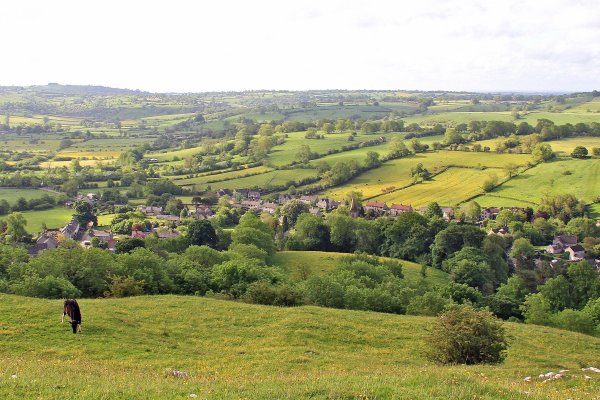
1;294;599;399
0;188;59;203
483;158;600;205
323;151;530;200
371;167;503;208
17;207;73;234
181;168;319;191
172;166;273;186
272;251;449;286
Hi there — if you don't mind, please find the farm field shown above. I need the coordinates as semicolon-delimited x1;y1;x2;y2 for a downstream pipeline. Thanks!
0;138;63;153
480;158;600;205
0;188;59;203
172;166;273;186
371;167;503;208
18;207;73;233
1;294;599;399
272;251;449;286
181;168;319;191
545;137;600;155
589;203;600;218
323;151;529;200
403;110;600;126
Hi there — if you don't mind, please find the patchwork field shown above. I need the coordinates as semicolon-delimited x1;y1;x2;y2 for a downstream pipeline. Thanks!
181;168;319;191
17;207;74;233
323;151;529;200
1;294;599;399
272;251;449;286
478;158;600;205
0;188;59;203
172;166;273;186
371;167;503;208
404;110;600;126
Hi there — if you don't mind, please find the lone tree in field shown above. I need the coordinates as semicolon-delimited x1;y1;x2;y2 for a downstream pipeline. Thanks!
571;146;588;159
426;305;509;365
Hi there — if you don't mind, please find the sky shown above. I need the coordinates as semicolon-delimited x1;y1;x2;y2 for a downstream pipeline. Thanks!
1;0;600;93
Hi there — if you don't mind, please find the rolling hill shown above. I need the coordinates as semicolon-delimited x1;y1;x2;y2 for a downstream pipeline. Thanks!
1;294;599;399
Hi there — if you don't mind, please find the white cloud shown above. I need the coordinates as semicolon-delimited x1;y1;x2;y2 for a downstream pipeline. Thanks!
1;0;599;92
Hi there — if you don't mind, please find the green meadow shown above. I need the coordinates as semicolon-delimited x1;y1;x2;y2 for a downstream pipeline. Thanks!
372;167;503;208
272;250;449;286
480;158;600;205
0;188;59;203
17;207;74;233
1;294;599;399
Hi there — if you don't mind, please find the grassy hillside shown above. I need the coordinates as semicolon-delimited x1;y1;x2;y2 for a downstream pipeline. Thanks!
477;158;600;205
1;294;599;399
272;250;449;286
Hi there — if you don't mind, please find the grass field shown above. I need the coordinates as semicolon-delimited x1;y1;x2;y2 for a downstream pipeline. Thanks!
404;110;600;126
180;168;319;191
272;251;449;286
371;167;503;208
589;203;600;219
482;158;600;205
172;166;273;186
17;207;73;234
1;294;599;399
323;151;531;200
0;188;59;203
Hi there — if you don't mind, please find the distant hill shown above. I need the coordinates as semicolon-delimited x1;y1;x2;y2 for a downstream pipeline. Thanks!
27;83;147;96
0;293;599;399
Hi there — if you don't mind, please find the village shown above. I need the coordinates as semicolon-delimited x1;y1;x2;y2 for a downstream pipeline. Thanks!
28;188;600;274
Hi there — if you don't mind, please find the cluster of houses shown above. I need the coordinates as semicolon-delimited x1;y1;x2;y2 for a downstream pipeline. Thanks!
29;219;117;256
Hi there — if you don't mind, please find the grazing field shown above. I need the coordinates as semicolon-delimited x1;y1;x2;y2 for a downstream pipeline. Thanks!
0;188;59;203
482;158;600;205
181;168;319;191
17;207;73;234
146;146;205;162
172;166;273;186
544;137;600;155
371;167;502;208
589;203;600;219
0;138;63;153
470;194;539;208
1;294;599;399
266;131;358;166
272;251;449;286
403;110;600;126
323;151;531;199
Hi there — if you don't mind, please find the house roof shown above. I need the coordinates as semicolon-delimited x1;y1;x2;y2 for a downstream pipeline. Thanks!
365;201;388;209
567;244;585;252
556;235;578;245
390;204;412;211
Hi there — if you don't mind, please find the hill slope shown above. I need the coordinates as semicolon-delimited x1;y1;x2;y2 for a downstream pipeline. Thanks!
1;294;599;399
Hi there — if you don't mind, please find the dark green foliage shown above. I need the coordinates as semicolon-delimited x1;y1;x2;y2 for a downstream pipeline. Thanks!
115;238;146;254
186;219;217;248
73;200;97;226
431;224;486;268
426;305;509;365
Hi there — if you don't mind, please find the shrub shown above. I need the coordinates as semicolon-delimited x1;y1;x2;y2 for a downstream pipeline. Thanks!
105;275;145;298
426;305;509;365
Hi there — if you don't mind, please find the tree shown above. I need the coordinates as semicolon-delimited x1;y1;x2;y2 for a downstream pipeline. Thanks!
411;163;432;181
571;146;588;159
73;201;97;227
279;200;310;227
286;213;330;251
364;151;381;168
510;238;537;291
296;144;315;163
426;305;509;365
5;212;28;243
115;238;146;254
532;143;554;163
389;137;410;157
186;219;217;248
482;174;498;192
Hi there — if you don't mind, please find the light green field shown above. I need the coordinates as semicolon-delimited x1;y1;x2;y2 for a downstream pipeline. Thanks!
0;188;58;203
323;151;531;199
172;166;273;186
17;207;73;233
404;111;600;126
469;194;538;208
0;138;63;153
272;251;449;286
1;294;599;399
146;146;204;162
371;167;503;208
545;137;600;155
483;158;600;205
474;136;600;156
180;168;319;191
267;131;358;166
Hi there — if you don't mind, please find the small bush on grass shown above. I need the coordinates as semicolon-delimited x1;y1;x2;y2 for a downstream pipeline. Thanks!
426;304;509;365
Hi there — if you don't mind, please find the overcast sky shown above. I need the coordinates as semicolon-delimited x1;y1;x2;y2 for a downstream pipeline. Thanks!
1;0;599;92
